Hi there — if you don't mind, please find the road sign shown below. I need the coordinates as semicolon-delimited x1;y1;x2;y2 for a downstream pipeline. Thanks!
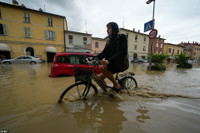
148;29;158;39
144;19;154;32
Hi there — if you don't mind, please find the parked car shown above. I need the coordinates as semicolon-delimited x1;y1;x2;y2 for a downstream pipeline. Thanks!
50;52;100;77
131;58;148;63
1;55;41;64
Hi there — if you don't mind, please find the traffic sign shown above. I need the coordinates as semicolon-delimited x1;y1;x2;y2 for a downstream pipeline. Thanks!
148;29;158;39
144;19;154;32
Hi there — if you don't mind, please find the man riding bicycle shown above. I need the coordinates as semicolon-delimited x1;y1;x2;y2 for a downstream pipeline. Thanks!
96;22;129;92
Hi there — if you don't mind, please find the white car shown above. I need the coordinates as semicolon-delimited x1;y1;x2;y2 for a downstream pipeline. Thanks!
1;55;41;64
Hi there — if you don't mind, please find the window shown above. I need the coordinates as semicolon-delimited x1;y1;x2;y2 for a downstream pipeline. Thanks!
24;27;31;38
68;35;73;43
143;46;146;51
169;48;171;53
144;37;146;44
83;37;87;45
95;42;99;48
70;56;80;64
172;49;175;55
160;48;162;53
126;33;129;39
45;30;56;40
134;45;137;50
24;13;30;23
48;18;53;26
135;34;138;43
57;56;69;63
0;24;8;35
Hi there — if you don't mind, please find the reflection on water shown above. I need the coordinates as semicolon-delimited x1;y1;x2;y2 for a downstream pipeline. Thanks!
136;103;150;124
0;63;200;133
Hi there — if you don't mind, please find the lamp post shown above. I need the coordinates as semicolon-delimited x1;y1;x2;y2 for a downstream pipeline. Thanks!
146;0;156;70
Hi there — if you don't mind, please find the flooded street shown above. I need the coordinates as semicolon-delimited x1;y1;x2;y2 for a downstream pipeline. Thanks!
0;63;200;133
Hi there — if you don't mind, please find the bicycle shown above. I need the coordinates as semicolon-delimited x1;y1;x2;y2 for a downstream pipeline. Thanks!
58;58;138;103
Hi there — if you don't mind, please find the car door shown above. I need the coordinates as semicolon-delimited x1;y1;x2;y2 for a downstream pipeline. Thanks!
15;56;25;64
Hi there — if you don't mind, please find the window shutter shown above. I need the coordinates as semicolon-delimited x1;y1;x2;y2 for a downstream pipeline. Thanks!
28;27;31;38
53;31;56;40
24;27;27;37
45;30;48;40
3;24;8;35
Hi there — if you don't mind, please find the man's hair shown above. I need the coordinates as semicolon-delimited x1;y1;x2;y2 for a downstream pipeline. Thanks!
107;22;119;39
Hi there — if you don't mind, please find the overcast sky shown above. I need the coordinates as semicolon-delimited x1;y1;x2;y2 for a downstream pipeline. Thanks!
2;0;200;44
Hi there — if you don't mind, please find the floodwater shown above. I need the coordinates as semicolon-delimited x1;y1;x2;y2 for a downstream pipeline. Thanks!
0;63;200;133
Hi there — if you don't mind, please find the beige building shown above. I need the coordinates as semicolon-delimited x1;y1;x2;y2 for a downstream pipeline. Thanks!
119;28;165;60
91;37;106;54
0;1;67;62
65;30;91;53
179;42;200;62
163;43;184;62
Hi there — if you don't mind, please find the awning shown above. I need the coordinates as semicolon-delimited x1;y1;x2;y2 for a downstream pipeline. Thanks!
0;43;11;51
45;46;57;53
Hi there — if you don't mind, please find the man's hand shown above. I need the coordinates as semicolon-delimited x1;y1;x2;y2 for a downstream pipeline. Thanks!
101;58;109;66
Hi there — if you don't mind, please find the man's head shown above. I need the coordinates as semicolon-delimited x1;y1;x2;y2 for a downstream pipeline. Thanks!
106;22;119;39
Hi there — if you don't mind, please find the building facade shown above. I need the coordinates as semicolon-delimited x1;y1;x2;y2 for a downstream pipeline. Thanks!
65;30;91;53
178;42;200;62
119;28;165;61
163;43;184;62
91;37;106;55
0;1;67;62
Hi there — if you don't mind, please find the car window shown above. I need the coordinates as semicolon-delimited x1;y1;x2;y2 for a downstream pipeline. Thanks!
16;56;24;59
25;56;32;59
57;56;69;63
69;56;80;64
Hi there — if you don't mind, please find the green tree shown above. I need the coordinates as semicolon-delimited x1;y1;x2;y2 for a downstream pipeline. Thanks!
149;54;168;71
175;53;192;68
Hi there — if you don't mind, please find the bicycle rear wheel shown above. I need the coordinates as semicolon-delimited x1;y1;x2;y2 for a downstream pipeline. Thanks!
58;82;98;103
119;76;138;90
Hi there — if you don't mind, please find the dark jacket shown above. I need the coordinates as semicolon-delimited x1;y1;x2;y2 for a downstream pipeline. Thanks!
97;34;129;72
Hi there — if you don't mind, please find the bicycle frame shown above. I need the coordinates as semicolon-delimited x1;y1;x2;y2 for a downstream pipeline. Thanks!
84;58;121;92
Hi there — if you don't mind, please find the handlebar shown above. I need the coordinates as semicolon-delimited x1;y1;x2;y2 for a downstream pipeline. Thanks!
85;57;99;66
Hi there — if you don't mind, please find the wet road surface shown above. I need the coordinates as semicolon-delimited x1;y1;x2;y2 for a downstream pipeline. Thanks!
0;63;200;133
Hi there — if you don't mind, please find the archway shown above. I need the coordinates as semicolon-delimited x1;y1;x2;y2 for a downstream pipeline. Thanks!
45;46;57;62
26;47;34;56
0;43;11;59
133;53;138;60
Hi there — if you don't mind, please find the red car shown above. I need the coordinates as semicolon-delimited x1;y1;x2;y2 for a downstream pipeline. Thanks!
50;52;100;77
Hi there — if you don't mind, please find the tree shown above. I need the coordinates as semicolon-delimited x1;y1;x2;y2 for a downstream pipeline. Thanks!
175;53;192;68
149;54;168;71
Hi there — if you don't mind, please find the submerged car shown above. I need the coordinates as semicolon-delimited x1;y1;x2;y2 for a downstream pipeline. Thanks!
1;55;41;64
50;52;100;77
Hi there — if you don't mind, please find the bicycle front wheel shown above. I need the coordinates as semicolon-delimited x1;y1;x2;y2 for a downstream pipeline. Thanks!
119;76;138;90
58;82;98;103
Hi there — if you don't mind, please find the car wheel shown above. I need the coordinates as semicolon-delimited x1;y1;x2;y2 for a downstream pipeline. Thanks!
30;61;36;64
3;62;11;65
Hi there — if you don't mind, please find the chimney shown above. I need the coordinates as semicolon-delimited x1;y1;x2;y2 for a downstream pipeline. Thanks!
12;0;19;6
133;28;135;31
39;8;43;12
138;30;140;33
159;35;160;38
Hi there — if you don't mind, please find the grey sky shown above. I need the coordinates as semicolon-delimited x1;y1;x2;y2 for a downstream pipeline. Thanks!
1;0;200;44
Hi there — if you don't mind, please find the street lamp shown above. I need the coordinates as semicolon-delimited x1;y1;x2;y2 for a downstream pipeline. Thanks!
146;0;156;70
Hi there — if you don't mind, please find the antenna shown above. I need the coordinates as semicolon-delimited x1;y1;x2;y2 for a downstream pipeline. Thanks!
44;5;46;11
85;19;87;33
122;16;125;28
